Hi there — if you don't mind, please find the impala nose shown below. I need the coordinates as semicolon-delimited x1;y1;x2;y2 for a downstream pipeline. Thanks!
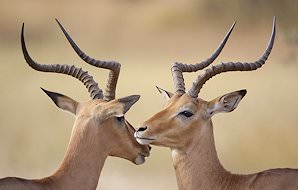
137;126;147;132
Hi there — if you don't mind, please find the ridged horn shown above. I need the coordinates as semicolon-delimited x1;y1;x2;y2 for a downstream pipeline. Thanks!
55;19;121;101
171;22;235;94
21;23;104;99
188;17;276;98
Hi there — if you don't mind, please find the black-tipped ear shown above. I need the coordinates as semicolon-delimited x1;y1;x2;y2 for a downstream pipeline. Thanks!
207;89;247;116
156;86;173;101
41;88;78;115
118;95;140;114
238;89;247;97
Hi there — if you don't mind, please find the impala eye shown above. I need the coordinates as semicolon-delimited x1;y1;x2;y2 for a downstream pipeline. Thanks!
116;116;125;123
179;111;194;118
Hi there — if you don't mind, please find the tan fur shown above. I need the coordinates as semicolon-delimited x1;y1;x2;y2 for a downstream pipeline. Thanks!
0;98;150;190
136;93;298;190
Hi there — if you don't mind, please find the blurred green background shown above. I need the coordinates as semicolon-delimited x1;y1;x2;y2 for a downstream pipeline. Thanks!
0;0;298;189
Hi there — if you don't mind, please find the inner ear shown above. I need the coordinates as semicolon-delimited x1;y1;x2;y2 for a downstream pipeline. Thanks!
156;86;173;101
117;95;140;114
207;89;247;116
41;88;78;115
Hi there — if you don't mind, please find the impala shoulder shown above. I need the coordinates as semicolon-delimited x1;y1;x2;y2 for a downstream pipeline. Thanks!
247;168;298;189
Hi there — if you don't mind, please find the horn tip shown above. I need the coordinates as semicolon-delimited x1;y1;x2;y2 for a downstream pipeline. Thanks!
55;18;61;25
273;16;276;32
55;18;63;28
270;16;276;43
222;20;236;43
21;22;25;34
232;21;236;28
228;21;236;33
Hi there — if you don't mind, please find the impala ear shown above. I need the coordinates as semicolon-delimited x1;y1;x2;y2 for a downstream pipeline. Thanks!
156;86;173;101
207;90;247;116
118;95;140;114
41;88;78;115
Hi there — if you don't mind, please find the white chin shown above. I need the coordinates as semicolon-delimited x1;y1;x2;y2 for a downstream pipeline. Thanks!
134;155;145;165
136;138;153;145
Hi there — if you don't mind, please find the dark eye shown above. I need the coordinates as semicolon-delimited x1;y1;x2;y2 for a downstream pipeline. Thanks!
179;111;194;118
116;116;125;123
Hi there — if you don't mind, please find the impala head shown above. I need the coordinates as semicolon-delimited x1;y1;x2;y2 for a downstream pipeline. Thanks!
21;19;150;165
135;17;276;149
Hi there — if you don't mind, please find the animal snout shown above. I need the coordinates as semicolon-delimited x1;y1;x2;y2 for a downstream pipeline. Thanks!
137;126;148;132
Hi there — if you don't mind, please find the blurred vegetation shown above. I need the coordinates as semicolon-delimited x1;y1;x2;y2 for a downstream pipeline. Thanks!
0;0;298;190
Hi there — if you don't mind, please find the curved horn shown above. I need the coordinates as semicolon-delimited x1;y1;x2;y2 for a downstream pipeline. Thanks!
55;19;120;101
171;22;235;94
188;17;276;98
21;23;104;99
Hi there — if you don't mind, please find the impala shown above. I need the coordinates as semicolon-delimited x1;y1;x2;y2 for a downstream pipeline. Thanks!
135;17;298;190
0;20;150;190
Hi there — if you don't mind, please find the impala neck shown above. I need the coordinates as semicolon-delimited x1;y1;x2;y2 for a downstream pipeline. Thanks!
48;119;107;190
171;121;239;190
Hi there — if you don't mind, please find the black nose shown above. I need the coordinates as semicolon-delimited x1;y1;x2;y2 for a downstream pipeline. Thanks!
149;146;152;151
137;126;147;132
